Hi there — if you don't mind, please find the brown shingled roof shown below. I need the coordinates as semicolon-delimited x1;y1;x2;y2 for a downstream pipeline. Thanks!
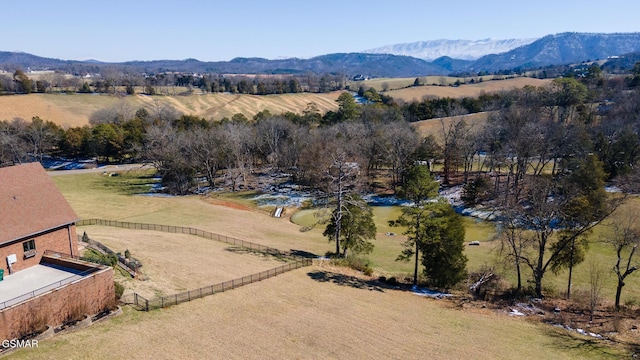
0;162;79;245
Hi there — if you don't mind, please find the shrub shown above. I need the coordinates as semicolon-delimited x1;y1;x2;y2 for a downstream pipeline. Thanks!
114;281;124;300
331;255;374;276
65;303;88;324
81;249;118;267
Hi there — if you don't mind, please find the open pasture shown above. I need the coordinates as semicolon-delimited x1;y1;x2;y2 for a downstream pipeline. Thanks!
79;225;288;299
5;264;626;359
386;77;552;102
0;92;341;128
53;169;640;305
0;77;550;128
411;111;490;139
32;169;638;358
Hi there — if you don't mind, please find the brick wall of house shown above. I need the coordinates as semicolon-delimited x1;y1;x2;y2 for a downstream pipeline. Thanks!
0;265;114;340
0;225;77;275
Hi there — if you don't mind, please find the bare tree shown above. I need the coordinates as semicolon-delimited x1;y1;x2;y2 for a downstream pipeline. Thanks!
439;106;469;184
498;209;532;294
222;122;255;191
606;209;640;311
588;260;605;322
323;146;361;256
89;100;137;125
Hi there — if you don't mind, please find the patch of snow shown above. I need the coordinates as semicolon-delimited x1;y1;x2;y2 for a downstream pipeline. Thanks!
411;286;452;299
605;185;622;193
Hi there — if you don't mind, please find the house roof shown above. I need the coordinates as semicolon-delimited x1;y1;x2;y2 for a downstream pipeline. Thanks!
0;162;79;245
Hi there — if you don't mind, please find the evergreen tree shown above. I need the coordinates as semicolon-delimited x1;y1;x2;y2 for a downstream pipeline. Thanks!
323;194;376;257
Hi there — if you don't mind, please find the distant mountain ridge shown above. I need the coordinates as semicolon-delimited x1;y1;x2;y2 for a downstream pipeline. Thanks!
362;38;538;61
2;32;640;77
464;32;640;73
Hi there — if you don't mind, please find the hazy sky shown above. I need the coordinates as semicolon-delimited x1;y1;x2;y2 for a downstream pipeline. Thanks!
5;1;639;62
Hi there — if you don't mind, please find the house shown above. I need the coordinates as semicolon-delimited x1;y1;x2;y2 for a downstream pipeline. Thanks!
0;162;79;274
0;162;114;341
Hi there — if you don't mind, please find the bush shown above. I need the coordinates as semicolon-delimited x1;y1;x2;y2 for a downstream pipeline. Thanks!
81;249;118;267
114;281;124;300
331;255;374;276
461;175;492;206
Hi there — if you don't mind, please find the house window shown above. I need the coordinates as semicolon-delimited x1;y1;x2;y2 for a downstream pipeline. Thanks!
23;239;36;258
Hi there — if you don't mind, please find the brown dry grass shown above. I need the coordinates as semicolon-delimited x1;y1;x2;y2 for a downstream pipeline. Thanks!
0;92;341;128
4;264;626;359
0;171;620;358
0;78;548;128
80;226;288;299
387;77;552;102
411;112;490;139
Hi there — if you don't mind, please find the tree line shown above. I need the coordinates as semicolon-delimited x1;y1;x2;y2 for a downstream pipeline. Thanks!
0;69;349;95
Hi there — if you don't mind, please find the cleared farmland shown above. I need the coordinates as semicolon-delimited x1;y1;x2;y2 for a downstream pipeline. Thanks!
385;77;553;102
0;77;550;127
0;92;342;128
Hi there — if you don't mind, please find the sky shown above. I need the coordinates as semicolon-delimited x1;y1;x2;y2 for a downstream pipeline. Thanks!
4;0;640;62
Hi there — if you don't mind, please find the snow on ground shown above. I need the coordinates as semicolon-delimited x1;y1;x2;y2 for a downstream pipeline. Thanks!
411;285;452;299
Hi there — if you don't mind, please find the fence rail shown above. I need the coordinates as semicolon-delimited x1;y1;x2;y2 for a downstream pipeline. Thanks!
77;219;293;259
78;234;138;277
130;259;311;311
77;219;313;311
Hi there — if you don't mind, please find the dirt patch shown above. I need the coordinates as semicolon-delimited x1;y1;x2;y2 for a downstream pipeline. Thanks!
203;197;254;211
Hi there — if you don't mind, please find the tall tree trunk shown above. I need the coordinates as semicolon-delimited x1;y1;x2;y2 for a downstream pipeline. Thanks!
413;241;419;286
566;240;575;299
615;279;624;312
516;261;522;294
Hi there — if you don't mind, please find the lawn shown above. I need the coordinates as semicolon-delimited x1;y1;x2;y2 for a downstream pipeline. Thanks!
78;226;289;299
53;169;640;304
24;169;636;358
5;265;627;359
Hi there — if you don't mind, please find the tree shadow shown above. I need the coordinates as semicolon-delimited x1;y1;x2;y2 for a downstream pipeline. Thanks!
542;324;633;358
307;270;384;292
289;249;318;258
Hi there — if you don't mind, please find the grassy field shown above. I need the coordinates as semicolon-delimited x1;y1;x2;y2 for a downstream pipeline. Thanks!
0;92;341;128
350;75;528;92
3;169;634;358
5;265;627;359
411;111;490;139
78;226;289;299
385;77;552;102
0;77;549;127
54;169;640;304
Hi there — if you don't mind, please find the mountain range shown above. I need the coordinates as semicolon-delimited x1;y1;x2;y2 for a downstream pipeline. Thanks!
362;38;538;61
2;32;640;78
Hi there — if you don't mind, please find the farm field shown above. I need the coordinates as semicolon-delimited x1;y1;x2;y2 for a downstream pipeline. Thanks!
4;264;627;359
0;77;549;127
0;92;341;128
385;77;553;102
411;111;490;139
